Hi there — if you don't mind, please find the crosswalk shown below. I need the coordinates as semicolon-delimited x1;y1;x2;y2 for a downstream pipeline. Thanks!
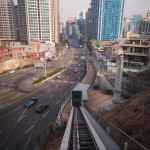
50;80;75;84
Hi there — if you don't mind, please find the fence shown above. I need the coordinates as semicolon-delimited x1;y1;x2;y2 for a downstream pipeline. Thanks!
85;106;149;150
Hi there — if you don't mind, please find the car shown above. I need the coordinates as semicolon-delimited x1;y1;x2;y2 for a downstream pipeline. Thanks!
47;64;53;68
24;98;38;108
78;64;81;67
9;70;16;74
74;69;78;73
36;104;49;113
56;75;61;79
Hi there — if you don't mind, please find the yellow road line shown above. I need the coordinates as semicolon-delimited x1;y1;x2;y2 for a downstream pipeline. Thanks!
0;91;37;110
14;91;37;102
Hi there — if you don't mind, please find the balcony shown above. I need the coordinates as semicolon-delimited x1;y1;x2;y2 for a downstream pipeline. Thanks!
123;52;150;57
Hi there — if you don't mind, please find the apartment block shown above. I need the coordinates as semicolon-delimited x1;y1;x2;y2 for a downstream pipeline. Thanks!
0;0;16;40
18;0;59;43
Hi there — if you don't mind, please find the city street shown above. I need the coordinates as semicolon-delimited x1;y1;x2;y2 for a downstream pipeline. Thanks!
0;47;87;150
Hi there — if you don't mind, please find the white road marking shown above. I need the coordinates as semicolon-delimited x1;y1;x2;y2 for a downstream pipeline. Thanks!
18;115;26;122
25;125;34;134
49;95;54;98
55;100;60;105
14;106;22;111
43;111;49;118
64;92;67;95
36;104;41;108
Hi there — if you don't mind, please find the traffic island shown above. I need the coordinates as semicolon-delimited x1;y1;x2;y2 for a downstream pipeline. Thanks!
33;67;66;85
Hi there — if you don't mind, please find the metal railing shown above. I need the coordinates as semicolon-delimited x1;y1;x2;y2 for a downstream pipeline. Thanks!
85;106;149;150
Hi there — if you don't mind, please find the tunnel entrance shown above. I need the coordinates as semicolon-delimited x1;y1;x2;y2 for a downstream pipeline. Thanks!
72;91;82;107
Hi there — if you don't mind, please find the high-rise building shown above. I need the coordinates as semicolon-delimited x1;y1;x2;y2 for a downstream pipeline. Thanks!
14;5;20;41
0;0;16;40
18;0;59;43
141;11;150;38
93;0;125;41
87;7;94;40
77;10;86;20
77;19;85;37
130;15;142;34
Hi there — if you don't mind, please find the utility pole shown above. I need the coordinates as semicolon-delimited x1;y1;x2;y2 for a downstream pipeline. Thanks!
112;49;123;104
44;59;47;77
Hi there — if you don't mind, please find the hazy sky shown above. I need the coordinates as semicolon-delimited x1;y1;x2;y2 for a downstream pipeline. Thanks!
13;0;150;22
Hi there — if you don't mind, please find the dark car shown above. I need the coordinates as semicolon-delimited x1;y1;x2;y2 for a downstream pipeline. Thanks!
36;104;49;113
24;98;38;108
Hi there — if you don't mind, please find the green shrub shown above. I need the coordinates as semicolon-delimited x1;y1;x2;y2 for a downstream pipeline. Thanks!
105;89;113;95
93;85;100;90
33;67;64;84
23;64;34;68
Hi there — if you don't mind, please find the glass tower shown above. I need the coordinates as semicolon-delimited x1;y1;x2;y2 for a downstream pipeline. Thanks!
0;0;16;40
93;0;125;41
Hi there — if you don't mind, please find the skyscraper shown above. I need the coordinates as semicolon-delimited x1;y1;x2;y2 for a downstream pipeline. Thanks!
18;0;59;43
0;0;16;40
93;0;125;41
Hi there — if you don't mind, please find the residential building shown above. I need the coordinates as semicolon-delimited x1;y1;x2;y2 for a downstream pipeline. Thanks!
141;12;150;38
9;47;26;59
0;0;16;40
92;0;125;41
0;46;10;59
121;38;150;71
18;0;59;43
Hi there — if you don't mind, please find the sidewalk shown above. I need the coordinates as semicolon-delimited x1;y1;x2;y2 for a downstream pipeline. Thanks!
87;88;113;113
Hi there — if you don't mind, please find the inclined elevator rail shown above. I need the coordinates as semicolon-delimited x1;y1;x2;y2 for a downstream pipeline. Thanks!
69;107;98;150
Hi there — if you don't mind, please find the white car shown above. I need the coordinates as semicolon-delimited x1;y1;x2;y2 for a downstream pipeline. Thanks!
56;75;61;79
9;70;16;74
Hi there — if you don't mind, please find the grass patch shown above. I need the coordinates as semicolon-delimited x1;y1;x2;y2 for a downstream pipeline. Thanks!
0;70;9;75
23;64;34;68
33;67;64;84
93;85;100;90
105;89;113;95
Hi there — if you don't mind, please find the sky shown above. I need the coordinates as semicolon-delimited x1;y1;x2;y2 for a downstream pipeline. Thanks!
13;0;150;22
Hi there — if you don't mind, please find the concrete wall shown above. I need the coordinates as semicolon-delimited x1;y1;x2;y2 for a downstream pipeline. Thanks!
0;58;36;73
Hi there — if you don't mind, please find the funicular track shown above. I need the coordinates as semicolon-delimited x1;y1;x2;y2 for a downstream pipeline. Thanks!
69;107;98;150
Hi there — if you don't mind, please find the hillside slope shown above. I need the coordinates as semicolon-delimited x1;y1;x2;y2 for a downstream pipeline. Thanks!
103;87;150;149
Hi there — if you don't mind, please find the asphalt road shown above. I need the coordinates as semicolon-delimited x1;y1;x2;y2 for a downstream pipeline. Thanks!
0;47;87;150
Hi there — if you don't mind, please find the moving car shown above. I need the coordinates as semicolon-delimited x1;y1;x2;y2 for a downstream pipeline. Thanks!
47;64;53;68
74;69;78;73
24;98;38;108
36;104;49;113
78;64;81;67
9;70;16;74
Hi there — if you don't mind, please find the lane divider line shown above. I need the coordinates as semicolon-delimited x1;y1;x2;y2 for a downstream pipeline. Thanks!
55;100;60;105
14;106;22;111
25;125;34;134
43;111;49;118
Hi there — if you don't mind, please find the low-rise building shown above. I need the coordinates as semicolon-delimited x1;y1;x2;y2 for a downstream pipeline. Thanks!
9;47;26;59
0;46;10;59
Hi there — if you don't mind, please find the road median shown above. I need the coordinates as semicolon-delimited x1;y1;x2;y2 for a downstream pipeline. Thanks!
33;67;66;85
